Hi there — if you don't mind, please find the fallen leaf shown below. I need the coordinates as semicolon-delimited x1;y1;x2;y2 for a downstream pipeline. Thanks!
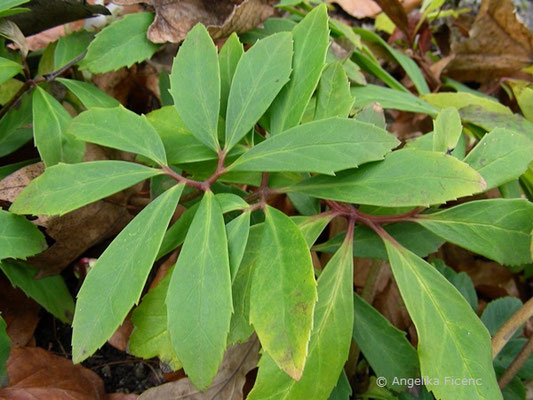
0;347;105;400
108;318;134;353
0;278;39;348
106;394;138;400
138;338;259;399
445;0;533;82
330;0;420;19
113;0;274;43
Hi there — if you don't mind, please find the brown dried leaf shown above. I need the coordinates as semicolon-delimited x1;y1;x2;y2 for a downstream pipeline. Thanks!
329;0;419;19
0;347;105;400
139;338;259;399
113;0;274;43
108;318;134;352
445;0;533;82
0;278;39;348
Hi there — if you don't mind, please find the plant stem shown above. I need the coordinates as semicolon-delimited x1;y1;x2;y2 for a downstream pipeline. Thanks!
492;297;533;358
0;50;88;119
498;335;533;389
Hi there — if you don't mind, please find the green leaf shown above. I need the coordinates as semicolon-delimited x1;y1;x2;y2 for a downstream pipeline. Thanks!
328;371;352;400
250;206;317;380
495;339;533;380
314;223;444;259
170;24;220;151
227;212;251;281
146;106;217;164
228;224;262;346
0;260;74;323
80;13;159;73
129;269;180;370
291;214;333;248
0;210;46;260
156;202;199;260
384;240;502;400
432;259;477;311
248;232;353;399
0;315;8;387
292;149;486;207
72;184;183;363
353;294;419;391
0;56;22;85
54;31;93;70
460;106;533;141
0;0;28;13
57;78;120;108
166;191;232;389
69;106;167;165
463;128;533;190
0;92;32;158
351;85;438;115
0;159;37;181
219;32;243;117
353;28;429;95
32;87;85;167
432;107;462;153
314;62;354;120
422;92;512;115
10;161;162;216
225;32;293;150
230;118;399;174
270;4;329;134
351;49;407;93
215;193;248;213
416;199;533;265
481;297;524;337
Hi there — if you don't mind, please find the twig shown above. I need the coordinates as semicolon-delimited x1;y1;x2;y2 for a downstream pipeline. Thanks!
492;297;533;358
498;335;533;389
0;50;88;119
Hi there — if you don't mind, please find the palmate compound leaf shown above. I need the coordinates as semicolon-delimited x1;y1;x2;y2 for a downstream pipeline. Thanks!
290;149;486;207
69;106;167;166
416;198;533;266
0;210;46;260
228;118;399;174
463;128;533;190
432;107;462;153
166;191;233;390
10;161;163;216
32;87;85;167
219;33;243;118
384;240;502;400
224;32;293;150
269;4;330;135
72;184;184;363
249;206;317;380
0;57;22;85
248;230;353;400
170;24;221;152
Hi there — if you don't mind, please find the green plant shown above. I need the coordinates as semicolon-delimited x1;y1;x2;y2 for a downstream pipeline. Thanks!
2;2;533;399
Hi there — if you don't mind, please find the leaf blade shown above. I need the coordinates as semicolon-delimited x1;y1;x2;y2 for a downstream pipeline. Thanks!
0;210;46;260
69;106;167;165
225;32;293;149
230;118;399;174
72;184;184;363
250;206;317;380
170;24;220;151
166;191;232;389
384;241;502;400
291;149;486;207
10;161;162;216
